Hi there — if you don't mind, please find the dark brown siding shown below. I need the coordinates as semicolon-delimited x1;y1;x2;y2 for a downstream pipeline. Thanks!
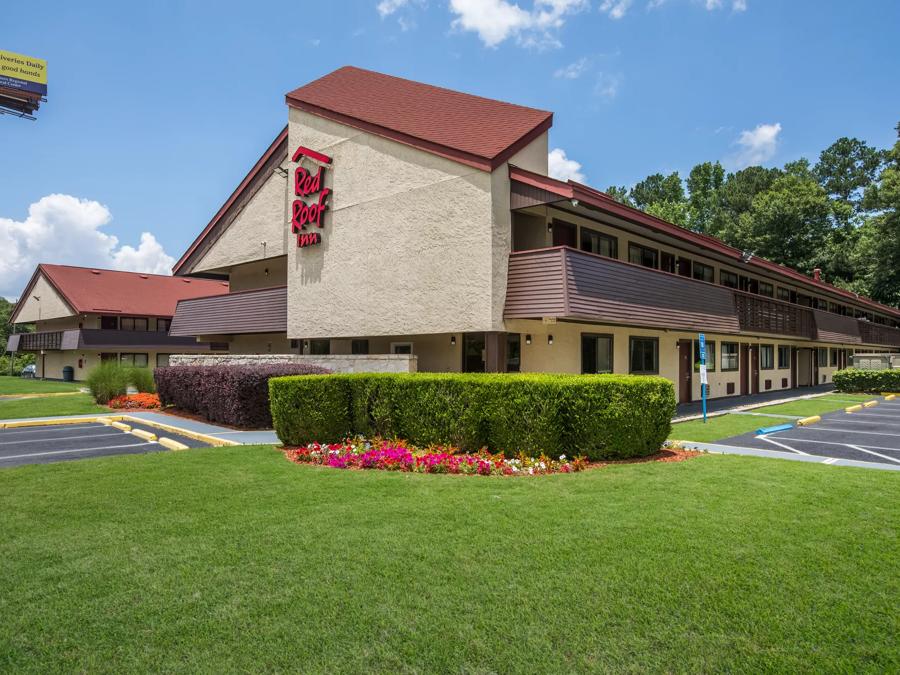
735;294;815;339
504;249;568;318
858;321;900;347
170;286;287;336
510;179;560;210
813;310;862;344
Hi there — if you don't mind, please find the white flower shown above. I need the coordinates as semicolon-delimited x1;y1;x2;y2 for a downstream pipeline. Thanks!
528;467;534;475
559;454;566;460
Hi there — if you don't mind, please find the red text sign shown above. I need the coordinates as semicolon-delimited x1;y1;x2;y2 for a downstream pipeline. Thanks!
291;145;332;248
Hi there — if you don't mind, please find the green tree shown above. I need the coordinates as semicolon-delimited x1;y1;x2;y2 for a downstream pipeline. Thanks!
814;137;885;207
686;161;725;234
604;185;633;206
630;172;684;209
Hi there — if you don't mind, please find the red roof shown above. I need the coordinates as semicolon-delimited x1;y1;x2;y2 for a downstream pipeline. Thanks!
14;264;230;321
285;66;552;171
509;165;900;319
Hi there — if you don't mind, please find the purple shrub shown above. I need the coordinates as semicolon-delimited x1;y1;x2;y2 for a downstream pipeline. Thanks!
154;364;331;429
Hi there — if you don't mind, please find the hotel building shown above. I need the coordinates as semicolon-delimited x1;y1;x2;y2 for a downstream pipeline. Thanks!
161;66;898;403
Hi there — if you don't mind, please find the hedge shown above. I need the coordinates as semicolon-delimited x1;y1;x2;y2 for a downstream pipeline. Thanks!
154;364;330;429
87;362;155;404
833;368;900;393
270;373;676;461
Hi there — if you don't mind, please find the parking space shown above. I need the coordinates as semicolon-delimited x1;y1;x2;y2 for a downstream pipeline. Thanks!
0;421;209;468
720;397;900;467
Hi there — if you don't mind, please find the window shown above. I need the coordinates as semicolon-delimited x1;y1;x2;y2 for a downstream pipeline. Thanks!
721;342;739;371
828;302;840;314
817;347;828;367
760;344;774;370
628;243;658;269
156;318;171;333
692;262;714;283
351;339;369;355
309;339;330;355
777;287;791;302
830;348;839;367
693;340;716;372
120;317;149;331
582;334;613;374
156;354;170;368
778;346;790;369
506;334;521;373
391;342;413;355
759;282;774;298
676;258;692;277
660;251;676;274
720;270;739;289
628;337;658;374
100;315;118;330
815;298;828;311
120;353;149;367
580;228;617;258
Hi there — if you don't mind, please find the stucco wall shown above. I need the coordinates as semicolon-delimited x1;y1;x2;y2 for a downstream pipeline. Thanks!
191;168;290;273
15;274;74;322
228;256;288;292
36;350;174;380
169;353;417;373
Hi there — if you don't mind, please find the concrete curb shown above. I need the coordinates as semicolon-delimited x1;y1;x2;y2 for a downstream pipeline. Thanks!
117;415;239;447
157;437;189;451
796;415;821;427
845;404;863;413
0;417;101;429
863;400;879;408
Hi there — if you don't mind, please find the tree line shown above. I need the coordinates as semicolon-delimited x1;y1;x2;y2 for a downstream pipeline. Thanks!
605;122;900;307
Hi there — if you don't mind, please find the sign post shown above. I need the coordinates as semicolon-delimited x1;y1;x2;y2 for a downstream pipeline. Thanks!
698;333;707;423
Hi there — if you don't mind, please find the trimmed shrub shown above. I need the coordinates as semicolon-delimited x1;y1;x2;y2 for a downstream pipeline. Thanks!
833;368;900;393
270;373;676;461
154;364;331;428
86;362;131;404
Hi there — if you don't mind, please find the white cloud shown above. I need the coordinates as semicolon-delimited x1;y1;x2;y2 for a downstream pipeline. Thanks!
377;0;410;17
704;0;722;8
554;57;589;79
548;148;586;182
449;0;587;48
732;0;747;11
600;0;633;19
0;194;176;299
728;122;782;169
594;71;622;99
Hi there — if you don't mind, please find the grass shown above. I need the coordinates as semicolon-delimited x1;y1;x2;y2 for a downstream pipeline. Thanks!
0;393;107;420
758;397;872;417
1;447;898;672
0;376;83;395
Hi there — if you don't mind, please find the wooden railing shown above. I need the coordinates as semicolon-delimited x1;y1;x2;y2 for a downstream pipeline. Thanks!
859;321;900;348
734;293;816;339
18;331;63;351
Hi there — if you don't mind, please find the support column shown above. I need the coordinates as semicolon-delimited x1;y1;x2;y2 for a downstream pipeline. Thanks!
484;332;507;373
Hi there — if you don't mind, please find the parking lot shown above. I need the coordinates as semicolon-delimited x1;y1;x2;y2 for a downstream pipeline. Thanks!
721;397;900;467
0;420;209;468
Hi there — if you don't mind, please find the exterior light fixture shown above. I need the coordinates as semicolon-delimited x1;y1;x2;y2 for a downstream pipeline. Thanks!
571;199;579;208
548;334;554;345
547;222;553;232
450;335;456;346
525;334;532;345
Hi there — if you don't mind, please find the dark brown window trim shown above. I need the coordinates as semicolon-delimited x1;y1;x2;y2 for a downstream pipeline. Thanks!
760;344;775;370
721;342;739;371
628;336;659;375
581;332;614;374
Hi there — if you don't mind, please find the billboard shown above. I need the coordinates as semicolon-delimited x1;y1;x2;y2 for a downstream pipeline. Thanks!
0;50;47;96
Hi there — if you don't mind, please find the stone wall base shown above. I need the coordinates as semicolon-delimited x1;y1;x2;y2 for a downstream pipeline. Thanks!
168;353;418;373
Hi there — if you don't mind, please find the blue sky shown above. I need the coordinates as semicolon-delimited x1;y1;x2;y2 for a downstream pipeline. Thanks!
1;0;898;297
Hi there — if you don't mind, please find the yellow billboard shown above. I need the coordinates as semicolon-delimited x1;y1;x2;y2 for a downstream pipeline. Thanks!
0;50;47;95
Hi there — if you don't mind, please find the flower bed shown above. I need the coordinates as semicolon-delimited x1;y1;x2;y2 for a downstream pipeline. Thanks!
284;439;587;476
108;393;161;410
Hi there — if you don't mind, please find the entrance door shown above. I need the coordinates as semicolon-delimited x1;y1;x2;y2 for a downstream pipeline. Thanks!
797;349;813;386
551;221;577;247
749;344;760;395
677;339;693;403
462;333;486;373
739;344;750;395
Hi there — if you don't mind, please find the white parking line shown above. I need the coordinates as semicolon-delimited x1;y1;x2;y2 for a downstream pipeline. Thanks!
822;458;839;465
758;434;809;455
795;427;900;439
836;419;900;428
0;431;121;446
846;444;900;465
0;441;157;462
842;412;900;419
770;436;900;455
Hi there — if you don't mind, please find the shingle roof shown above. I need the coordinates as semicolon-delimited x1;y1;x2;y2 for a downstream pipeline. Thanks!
285;66;553;170
21;264;230;319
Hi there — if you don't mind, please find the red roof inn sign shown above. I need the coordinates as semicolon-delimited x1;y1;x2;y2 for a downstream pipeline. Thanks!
291;145;332;248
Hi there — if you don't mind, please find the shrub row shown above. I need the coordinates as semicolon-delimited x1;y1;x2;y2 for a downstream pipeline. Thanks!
833;368;900;393
154;364;331;429
87;362;156;404
269;373;676;461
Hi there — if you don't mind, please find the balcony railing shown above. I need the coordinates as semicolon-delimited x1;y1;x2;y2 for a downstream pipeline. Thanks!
859;321;900;348
6;329;222;353
734;293;815;339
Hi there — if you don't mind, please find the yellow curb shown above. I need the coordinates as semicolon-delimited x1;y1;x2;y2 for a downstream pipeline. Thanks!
845;404;863;413
863;400;879;408
111;421;132;432
157;437;189;451
0;416;106;429
97;417;115;425
884;394;897;401
118;415;238;447
796;415;821;427
130;428;157;442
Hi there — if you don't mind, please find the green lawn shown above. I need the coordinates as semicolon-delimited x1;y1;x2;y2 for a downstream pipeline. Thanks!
0;393;106;420
758;397;872;417
669;413;791;442
1;447;897;672
0;376;83;395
